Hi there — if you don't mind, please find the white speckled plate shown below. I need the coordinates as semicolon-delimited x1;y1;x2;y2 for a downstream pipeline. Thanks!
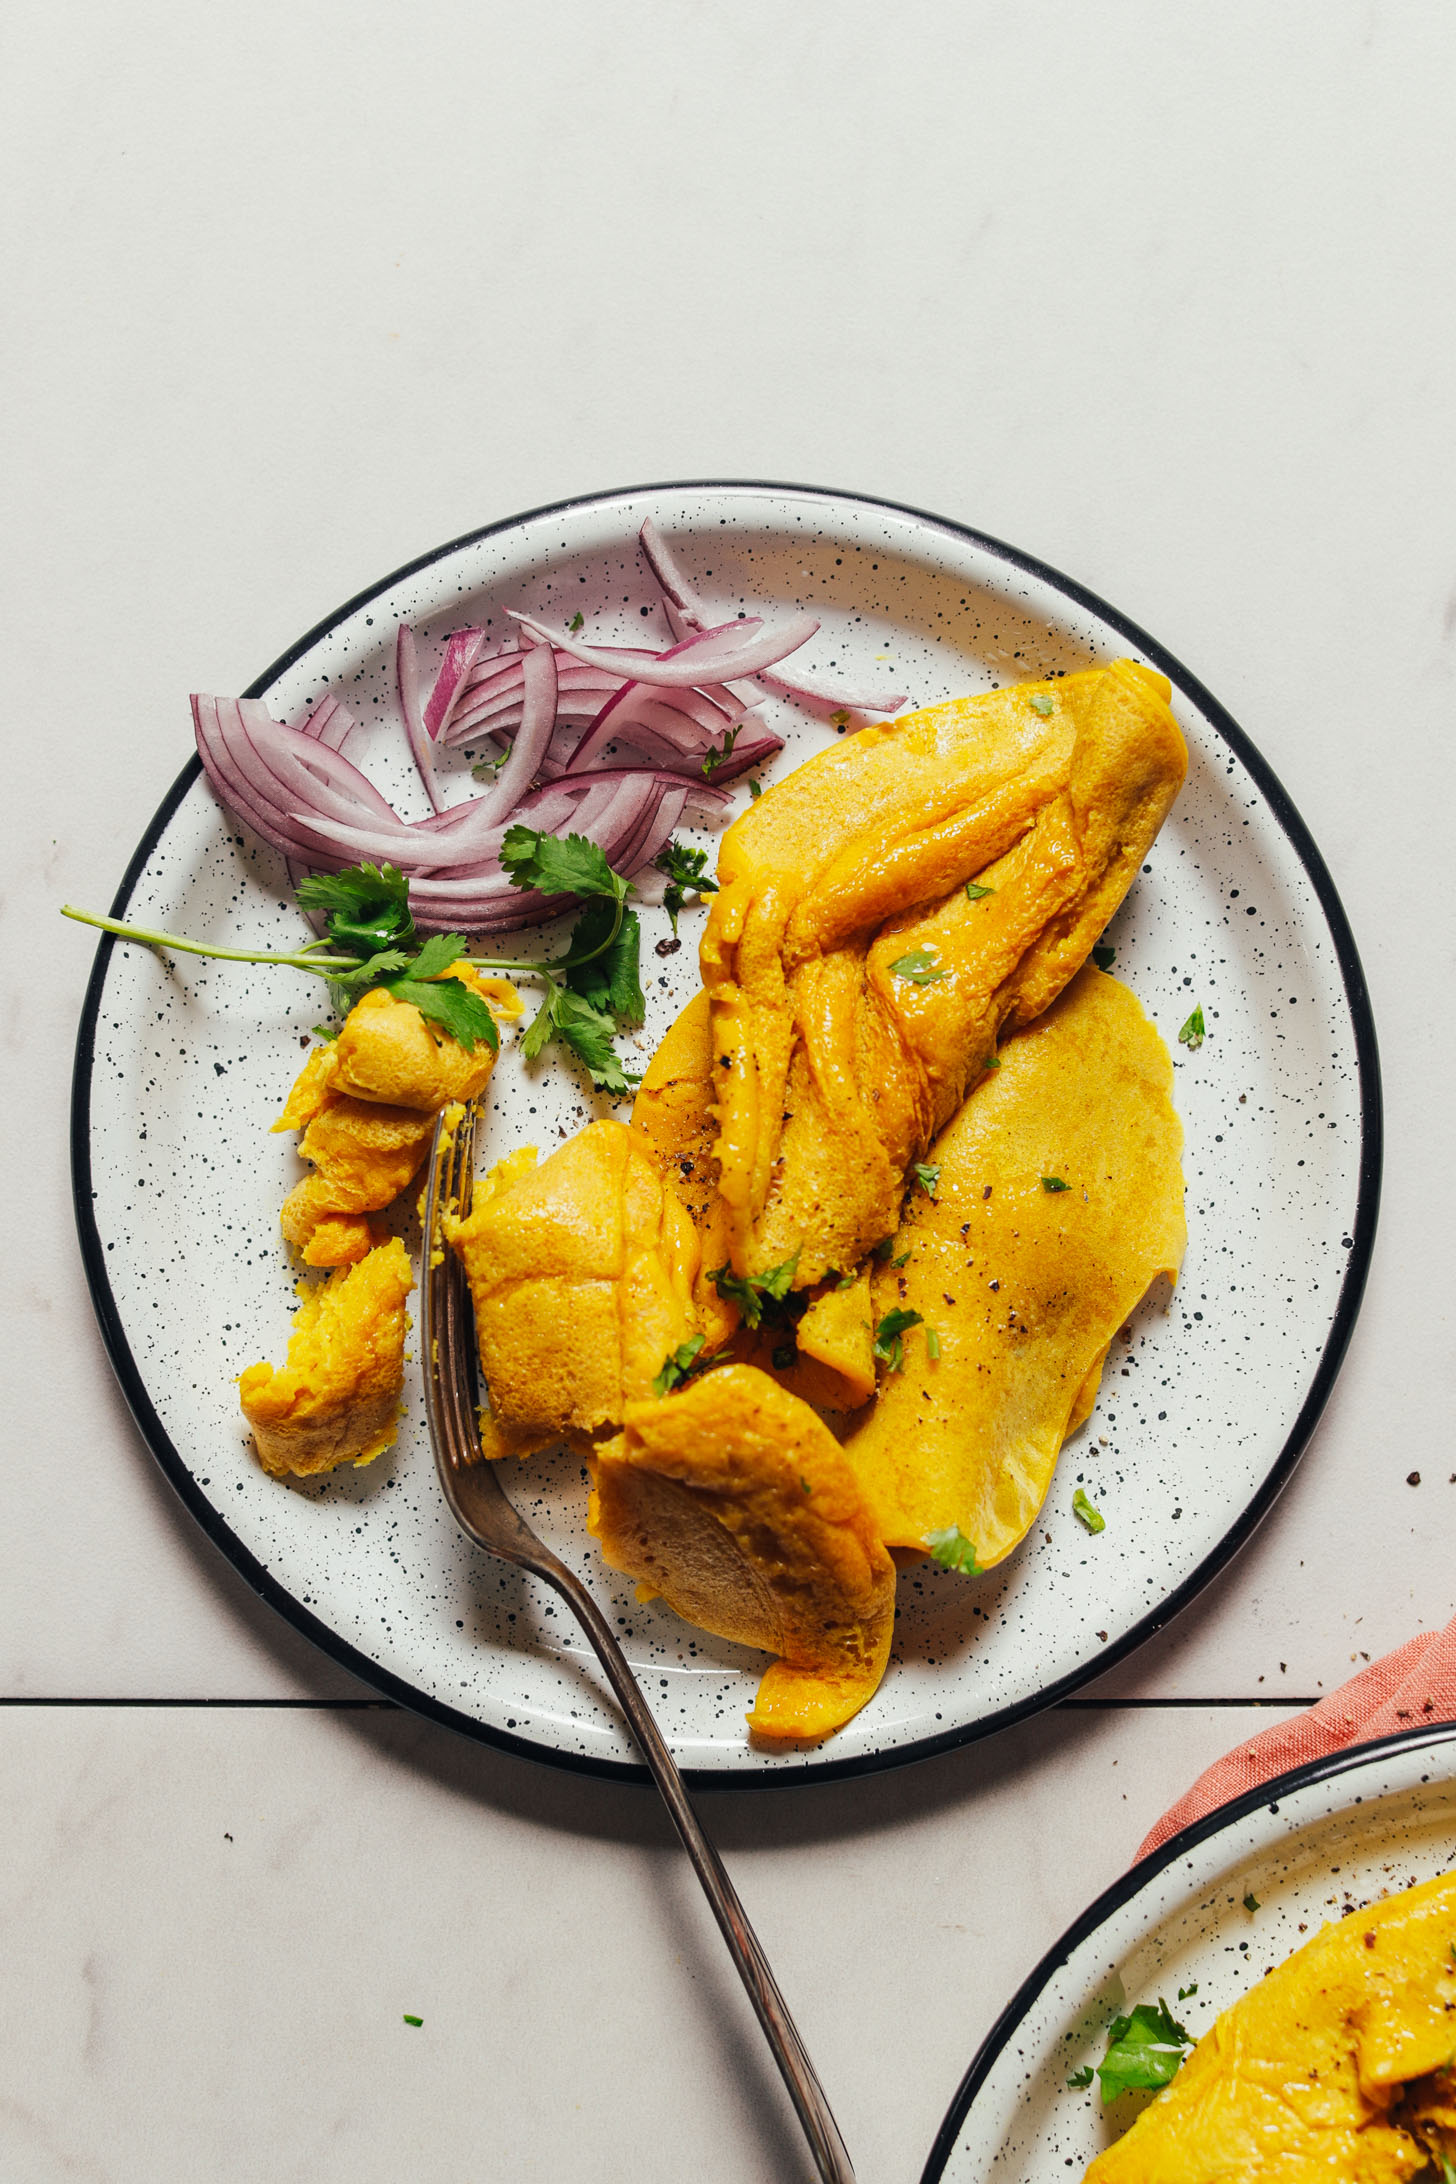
72;482;1380;1783
923;1723;1456;2180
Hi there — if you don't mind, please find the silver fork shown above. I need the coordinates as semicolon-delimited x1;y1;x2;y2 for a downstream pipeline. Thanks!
421;1102;857;2184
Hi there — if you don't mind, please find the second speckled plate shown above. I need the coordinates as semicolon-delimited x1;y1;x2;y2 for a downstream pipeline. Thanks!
72;482;1379;1783
923;1723;1456;2180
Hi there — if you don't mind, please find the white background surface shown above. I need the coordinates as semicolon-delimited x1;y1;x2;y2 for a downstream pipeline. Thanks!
4;3;1454;2178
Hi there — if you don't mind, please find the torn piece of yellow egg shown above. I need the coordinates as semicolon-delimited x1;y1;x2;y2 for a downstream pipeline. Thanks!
1085;1869;1456;2182
239;1237;414;1479
446;1119;699;1458
843;965;1185;1565
274;966;510;1128
591;1365;895;1741
280;1097;436;1265
630;989;737;1347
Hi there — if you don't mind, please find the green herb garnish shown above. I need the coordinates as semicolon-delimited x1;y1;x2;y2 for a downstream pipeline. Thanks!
1091;943;1116;971
830;708;850;728
1177;1984;1198;2001
1243;1892;1261;1914
913;1161;940;1198
654;837;720;934
653;1334;710;1397
701;724;740;777
873;1307;923;1372
567;611;585;633
925;1326;941;1361
1041;1175;1070;1193
964;880;994;902
1097;2000;1191;2103
1178;1005;1206;1050
890;1248;911;1269
711;1252;802;1330
749;777;763;798
1073;1488;1105;1534
1067;2066;1094;2090
926;1525;981;1574
403;2014;423;2027
1029;692;1055;717
503;829;643;1091
889;947;947;986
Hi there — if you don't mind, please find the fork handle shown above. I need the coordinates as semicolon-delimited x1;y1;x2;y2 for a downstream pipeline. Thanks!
545;1562;857;2184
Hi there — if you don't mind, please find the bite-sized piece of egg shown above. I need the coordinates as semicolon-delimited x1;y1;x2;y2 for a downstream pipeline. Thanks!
273;968;515;1125
843;965;1185;1564
239;1237;414;1478
591;1364;896;1742
446;1119;701;1459
630;989;738;1348
280;1098;435;1265
1085;1869;1456;2181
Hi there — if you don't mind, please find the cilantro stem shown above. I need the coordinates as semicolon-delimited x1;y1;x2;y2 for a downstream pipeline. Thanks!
64;896;629;989
62;905;360;975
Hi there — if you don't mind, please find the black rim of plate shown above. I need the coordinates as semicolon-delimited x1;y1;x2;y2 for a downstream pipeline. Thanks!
920;1717;1456;2182
70;479;1383;1790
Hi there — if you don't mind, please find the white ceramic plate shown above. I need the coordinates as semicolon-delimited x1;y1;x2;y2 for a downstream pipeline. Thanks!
72;482;1380;1783
923;1722;1456;2180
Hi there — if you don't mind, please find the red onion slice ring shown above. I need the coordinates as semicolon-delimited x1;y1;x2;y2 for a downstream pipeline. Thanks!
423;628;489;739
508;609;819;687
468;632;559;825
396;626;444;813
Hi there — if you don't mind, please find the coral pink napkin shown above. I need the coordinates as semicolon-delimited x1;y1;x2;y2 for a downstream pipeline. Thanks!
1135;1613;1456;1863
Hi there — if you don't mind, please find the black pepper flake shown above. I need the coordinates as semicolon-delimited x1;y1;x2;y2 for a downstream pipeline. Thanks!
1407;1471;1422;1486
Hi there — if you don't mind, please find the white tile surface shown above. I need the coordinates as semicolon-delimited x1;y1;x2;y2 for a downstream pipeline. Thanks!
0;1701;1289;2184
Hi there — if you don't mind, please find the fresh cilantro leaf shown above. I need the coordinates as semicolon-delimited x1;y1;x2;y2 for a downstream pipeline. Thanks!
564;902;645;1027
983;1054;1001;1071
567;611;585;633
925;1326;941;1361
384;974;499;1054
403;2014;424;2028
1243;1892;1260;1914
711;1252;802;1330
1097;2001;1191;2103
873;1307;923;1372
799;1475;813;1494
654;838;719;934
891;1248;911;1269
1029;692;1055;718
1091;943;1116;971
1177;1985;1198;2001
406;932;467;982
312;1023;339;1042
1067;2066;1094;2090
550;987;637;1093
296;863;414;956
328;946;415;999
1041;1175;1070;1193
749;777;763;799
832;1271;857;1290
653;1334;708;1397
964;880;994;902
470;749;509;779
500;827;628;906
1179;1005;1206;1050
1073;1488;1105;1534
890;946;947;986
913;1161;940;1198
701;724;740;777
927;1525;981;1574
872;1236;896;1262
519;986;556;1063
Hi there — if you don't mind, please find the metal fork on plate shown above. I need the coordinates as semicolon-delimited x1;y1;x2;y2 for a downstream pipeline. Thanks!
421;1101;857;2184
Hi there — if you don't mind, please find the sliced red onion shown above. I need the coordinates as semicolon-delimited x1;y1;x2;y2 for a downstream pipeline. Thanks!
569;679;745;773
757;665;908;715
696;728;784;784
396;626;444;813
639;517;713;631
468;632;558;825
423;628;489;739
292;693;360;754
508;609;819;687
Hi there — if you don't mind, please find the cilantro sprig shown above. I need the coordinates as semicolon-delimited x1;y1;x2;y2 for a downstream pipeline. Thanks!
711;1252;802;1329
64;827;649;1090
1178;1005;1206;1051
653;837;719;935
873;1307;923;1372
889;946;947;986
652;1335;713;1397
1096;2001;1191;2103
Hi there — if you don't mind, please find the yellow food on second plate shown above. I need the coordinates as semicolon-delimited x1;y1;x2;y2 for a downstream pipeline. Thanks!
238;1236;415;1478
590;1364;896;1740
1086;1870;1456;2181
843;965;1185;1562
446;1119;701;1459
